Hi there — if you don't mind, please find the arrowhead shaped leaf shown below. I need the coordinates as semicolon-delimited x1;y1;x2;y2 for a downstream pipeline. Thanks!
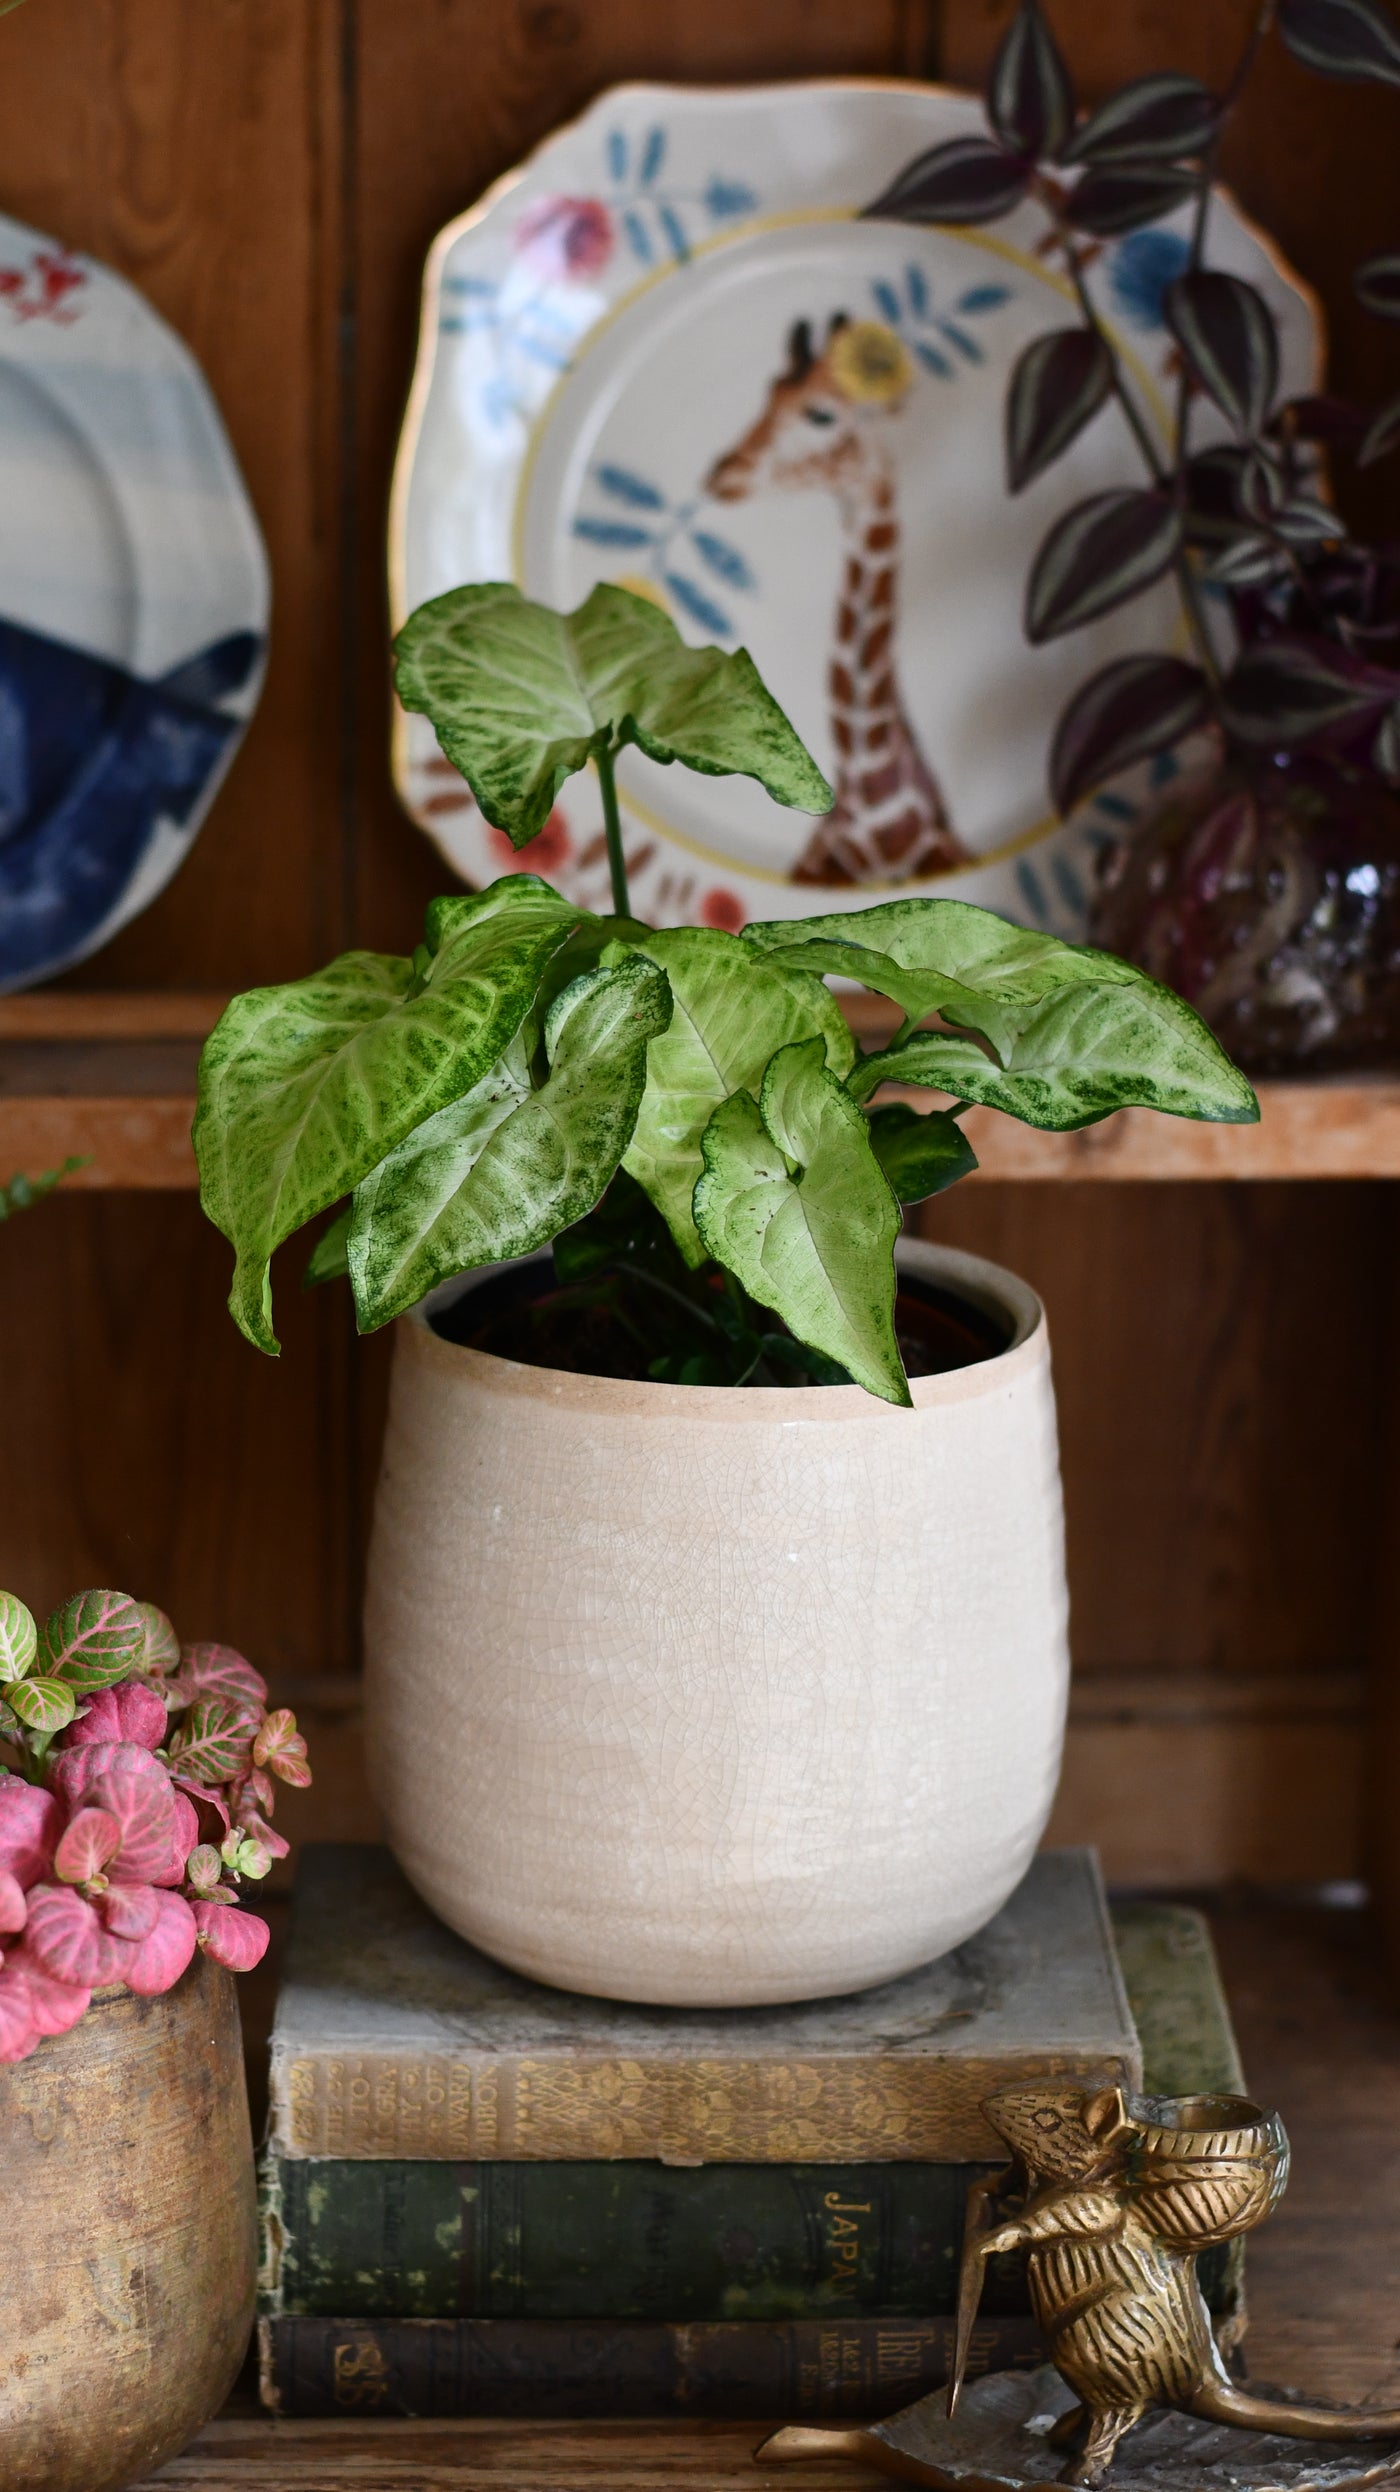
349;956;673;1328
393;581;831;843
42;1589;148;1691
620;929;856;1265
694;1038;908;1407
194;876;586;1352
865;1103;979;1202
749;898;1258;1126
0;1593;36;1684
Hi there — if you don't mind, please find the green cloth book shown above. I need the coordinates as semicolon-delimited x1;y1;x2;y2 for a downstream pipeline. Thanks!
259;1893;1243;2327
267;1845;1140;2164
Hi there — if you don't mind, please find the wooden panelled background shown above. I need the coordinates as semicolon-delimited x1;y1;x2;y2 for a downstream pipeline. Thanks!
0;0;1395;1894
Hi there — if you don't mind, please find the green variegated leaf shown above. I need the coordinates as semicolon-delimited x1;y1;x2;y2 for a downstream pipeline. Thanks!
393;581;831;843
195;877;587;1352
6;1677;76;1735
304;1207;352;1287
168;1697;260;1786
42;1589;149;1690
135;1601;181;1677
749;899;1257;1126
694;1039;908;1407
865;1102;978;1201
348;958;673;1329
620;928;856;1265
0;1592;37;1683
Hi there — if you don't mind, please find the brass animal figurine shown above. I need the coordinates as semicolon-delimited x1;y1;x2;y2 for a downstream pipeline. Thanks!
951;2083;1400;2485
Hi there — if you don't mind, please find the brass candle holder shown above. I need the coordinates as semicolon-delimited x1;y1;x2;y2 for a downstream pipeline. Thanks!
759;2084;1400;2491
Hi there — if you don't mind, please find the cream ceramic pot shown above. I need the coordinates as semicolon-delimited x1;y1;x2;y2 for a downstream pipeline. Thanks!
363;1238;1069;2007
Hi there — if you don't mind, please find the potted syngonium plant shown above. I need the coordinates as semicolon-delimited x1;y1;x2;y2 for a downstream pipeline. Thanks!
195;582;1253;2008
0;1585;311;2492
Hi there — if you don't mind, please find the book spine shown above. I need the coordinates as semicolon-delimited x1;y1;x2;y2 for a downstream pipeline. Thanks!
268;2044;1137;2162
261;2153;1021;2323
258;2312;1045;2420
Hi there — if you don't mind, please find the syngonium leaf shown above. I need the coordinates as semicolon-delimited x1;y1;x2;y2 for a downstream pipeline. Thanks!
865;1103;978;1202
392;581;832;844
618;928;856;1265
694;1038;908;1408
746;899;1258;1127
195;876;587;1352
348;957;673;1329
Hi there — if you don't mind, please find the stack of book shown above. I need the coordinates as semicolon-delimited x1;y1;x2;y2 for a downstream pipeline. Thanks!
257;1845;1245;2420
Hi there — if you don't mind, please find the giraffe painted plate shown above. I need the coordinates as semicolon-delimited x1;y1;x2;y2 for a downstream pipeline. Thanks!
389;82;1319;938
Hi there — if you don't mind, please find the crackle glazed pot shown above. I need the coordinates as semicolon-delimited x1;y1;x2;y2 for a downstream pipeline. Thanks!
363;1238;1069;2007
0;1955;257;2492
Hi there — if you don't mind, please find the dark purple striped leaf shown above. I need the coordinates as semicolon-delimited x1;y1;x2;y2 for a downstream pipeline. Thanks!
1025;490;1182;644
1061;73;1219;165
1362;390;1400;465
1376;704;1400;779
1222;639;1399;743
1204;535;1290;587
1006;328;1114;492
1278;0;1400;84
1068;162;1200;235
989;2;1075;158
1272;496;1346;543
1274;391;1371;449
1182;445;1255;548
862;138;1031;227
1356;251;1400;317
1165;270;1279;437
1050;654;1212;813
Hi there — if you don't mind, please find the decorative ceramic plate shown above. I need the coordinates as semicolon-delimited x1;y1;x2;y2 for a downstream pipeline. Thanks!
0;211;268;990
390;82;1318;937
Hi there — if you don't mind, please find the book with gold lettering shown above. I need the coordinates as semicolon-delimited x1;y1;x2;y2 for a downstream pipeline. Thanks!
267;1845;1140;2165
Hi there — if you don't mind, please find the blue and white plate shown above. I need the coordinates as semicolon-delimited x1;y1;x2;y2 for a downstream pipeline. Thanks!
390;82;1318;939
0;212;268;990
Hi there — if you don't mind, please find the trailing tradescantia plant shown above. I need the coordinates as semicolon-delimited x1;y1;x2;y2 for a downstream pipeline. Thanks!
861;0;1400;1069
0;1586;311;2063
195;583;1255;1406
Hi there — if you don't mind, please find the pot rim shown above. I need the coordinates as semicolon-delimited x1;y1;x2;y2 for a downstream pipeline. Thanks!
401;1237;1048;1421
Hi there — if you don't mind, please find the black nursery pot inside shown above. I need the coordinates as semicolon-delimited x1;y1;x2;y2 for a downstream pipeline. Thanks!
1090;749;1400;1076
431;1259;1010;1385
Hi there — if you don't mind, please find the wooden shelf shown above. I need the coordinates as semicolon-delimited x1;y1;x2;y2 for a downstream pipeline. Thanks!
131;1900;1400;2486
4;994;1400;1187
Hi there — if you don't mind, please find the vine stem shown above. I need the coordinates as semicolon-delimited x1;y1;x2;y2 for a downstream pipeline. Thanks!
595;741;630;919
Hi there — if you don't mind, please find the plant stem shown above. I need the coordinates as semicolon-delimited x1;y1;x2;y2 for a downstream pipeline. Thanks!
596;741;630;919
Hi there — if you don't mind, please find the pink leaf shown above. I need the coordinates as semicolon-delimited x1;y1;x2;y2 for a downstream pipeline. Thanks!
232;1800;289;1861
193;1899;269;1972
24;1883;129;1986
170;1776;231;1837
0;1963;38;2061
62;1681;168;1753
102;1881;159;1941
54;1806;122;1885
169;1641;268;1709
150;1789;201;1888
0;1867;28;1934
84;1750;179;1885
0;1779;61;1882
50;1737;165;1805
253;1709;312;1789
123;1889;197;1995
7;1945;91;2036
168;1696;259;1786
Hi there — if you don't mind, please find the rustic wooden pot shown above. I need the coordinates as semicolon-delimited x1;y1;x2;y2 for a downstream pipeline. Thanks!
0;1953;256;2492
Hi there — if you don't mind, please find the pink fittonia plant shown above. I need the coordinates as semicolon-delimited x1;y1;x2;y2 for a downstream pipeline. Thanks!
0;1586;312;2064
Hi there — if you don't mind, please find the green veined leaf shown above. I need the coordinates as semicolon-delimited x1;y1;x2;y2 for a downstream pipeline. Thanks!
135;1602;181;1677
620;929;855;1265
748;898;1258;1126
168;1697;261;1786
865;1102;978;1202
694;1038;909;1407
0;1592;37;1684
393;581;831;844
1025;490;1181;643
195;876;587;1352
5;1677;77;1736
348;958;672;1329
42;1589;149;1691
